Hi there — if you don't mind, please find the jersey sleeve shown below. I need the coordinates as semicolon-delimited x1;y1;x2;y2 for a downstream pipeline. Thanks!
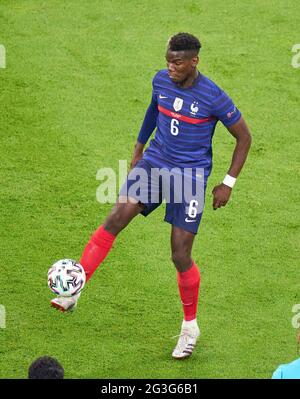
271;366;283;379
211;87;241;128
137;75;159;145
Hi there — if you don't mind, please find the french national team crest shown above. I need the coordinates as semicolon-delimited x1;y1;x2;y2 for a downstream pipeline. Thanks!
173;97;183;112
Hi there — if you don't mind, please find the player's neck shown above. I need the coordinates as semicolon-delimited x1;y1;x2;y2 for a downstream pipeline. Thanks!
177;69;199;89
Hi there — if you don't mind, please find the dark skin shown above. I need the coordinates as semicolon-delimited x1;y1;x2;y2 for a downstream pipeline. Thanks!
211;116;251;210
104;48;251;273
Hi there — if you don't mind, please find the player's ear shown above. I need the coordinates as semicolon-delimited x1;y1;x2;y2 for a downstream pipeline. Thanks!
192;55;199;67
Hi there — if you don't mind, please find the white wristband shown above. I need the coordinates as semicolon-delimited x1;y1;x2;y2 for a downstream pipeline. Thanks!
223;174;236;188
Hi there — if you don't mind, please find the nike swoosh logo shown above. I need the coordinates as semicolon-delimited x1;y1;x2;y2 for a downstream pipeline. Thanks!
185;218;196;223
159;94;167;99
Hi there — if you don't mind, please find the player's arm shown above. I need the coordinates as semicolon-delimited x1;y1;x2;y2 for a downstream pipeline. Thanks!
130;93;158;169
212;116;252;210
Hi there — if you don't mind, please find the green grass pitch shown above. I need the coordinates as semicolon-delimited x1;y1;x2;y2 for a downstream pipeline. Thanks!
0;0;299;378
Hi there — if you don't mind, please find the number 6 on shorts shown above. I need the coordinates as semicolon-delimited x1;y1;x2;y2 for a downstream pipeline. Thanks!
188;200;199;218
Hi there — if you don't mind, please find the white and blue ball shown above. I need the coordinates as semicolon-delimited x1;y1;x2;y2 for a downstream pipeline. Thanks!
48;259;86;297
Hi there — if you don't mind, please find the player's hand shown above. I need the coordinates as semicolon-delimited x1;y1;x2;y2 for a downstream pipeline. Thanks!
129;142;144;170
212;183;232;210
129;153;143;170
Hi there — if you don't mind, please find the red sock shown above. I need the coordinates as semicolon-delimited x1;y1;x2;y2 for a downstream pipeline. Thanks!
80;225;116;282
177;262;201;321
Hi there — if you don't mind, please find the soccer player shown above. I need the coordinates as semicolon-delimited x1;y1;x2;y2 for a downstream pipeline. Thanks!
272;331;300;379
272;357;300;379
28;356;64;379
51;33;252;359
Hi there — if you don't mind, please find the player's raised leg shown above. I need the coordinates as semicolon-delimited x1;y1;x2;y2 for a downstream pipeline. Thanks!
171;226;201;359
50;198;144;312
80;197;144;281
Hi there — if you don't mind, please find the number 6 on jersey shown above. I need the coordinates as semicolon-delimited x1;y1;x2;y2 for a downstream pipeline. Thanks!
171;118;179;136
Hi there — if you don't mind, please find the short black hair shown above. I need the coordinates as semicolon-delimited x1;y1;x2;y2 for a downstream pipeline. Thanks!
168;32;201;54
28;356;64;379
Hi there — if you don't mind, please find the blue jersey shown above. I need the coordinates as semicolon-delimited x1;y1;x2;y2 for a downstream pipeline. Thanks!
272;358;300;379
138;69;241;175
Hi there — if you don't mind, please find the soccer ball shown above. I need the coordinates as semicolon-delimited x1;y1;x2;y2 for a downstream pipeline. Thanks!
48;259;86;297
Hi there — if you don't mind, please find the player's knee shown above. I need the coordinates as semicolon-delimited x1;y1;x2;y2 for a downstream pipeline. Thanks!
103;212;124;235
171;250;191;269
104;206;132;235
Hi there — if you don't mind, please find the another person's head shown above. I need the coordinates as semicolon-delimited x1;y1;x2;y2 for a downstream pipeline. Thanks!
28;356;64;379
166;32;201;84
